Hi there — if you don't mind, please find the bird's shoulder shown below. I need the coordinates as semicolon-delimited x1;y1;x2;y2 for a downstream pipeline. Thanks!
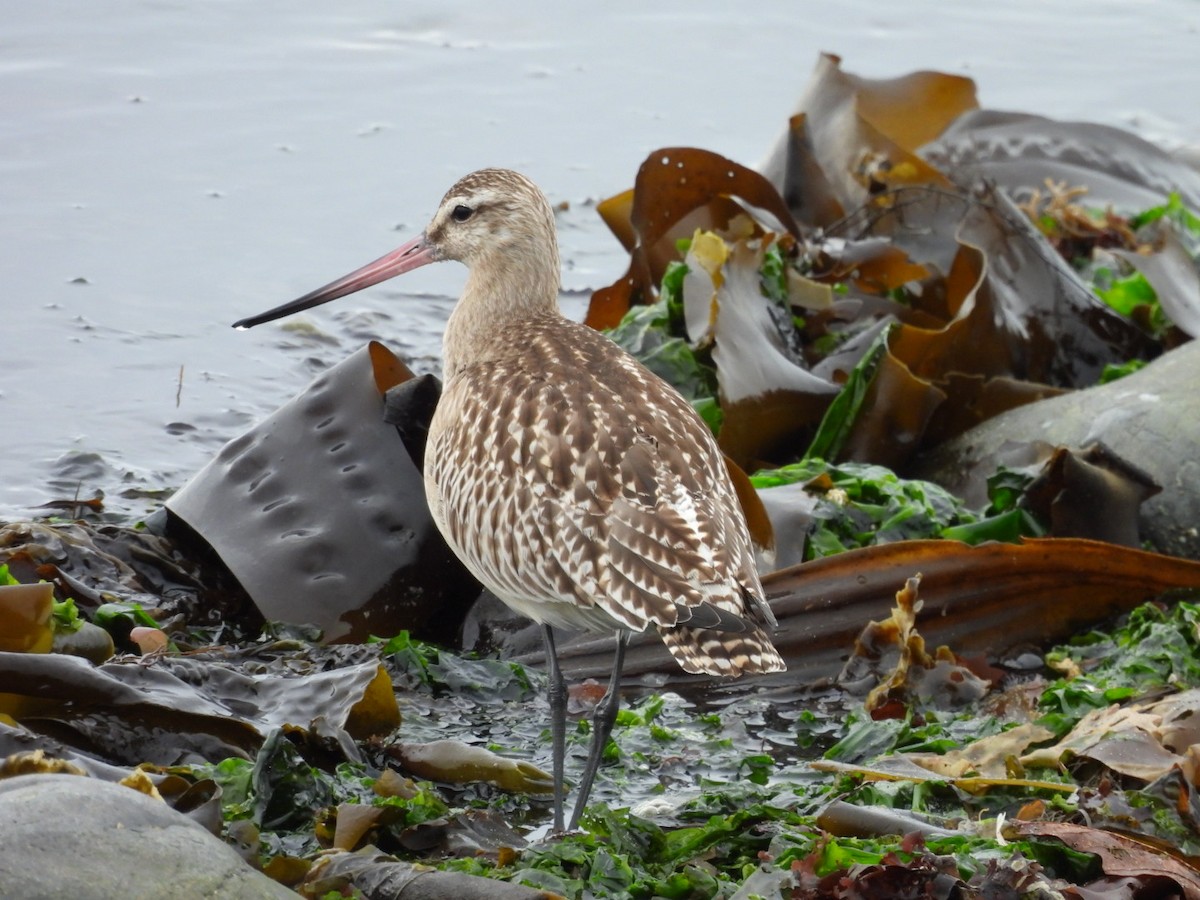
430;315;768;633
440;315;721;493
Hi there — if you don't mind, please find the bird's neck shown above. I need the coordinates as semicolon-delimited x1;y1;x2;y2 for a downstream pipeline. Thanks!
443;248;561;380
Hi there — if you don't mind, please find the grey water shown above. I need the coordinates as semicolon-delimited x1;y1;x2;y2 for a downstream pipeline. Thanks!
3;1;1198;520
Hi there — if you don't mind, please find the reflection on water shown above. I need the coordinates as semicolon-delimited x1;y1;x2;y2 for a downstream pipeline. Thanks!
2;1;1197;521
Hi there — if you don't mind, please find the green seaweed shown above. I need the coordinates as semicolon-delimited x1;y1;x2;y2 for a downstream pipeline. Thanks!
1128;191;1200;237
1039;600;1200;733
605;260;724;434
751;458;1015;559
0;563;82;634
148;597;1200;897
1098;357;1148;384
801;324;892;462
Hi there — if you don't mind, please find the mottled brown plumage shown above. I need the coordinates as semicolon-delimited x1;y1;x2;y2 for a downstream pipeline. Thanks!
428;314;783;673
422;169;784;677
234;168;784;831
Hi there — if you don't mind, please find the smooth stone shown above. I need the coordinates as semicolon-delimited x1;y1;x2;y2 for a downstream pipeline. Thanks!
915;340;1200;560
0;774;296;899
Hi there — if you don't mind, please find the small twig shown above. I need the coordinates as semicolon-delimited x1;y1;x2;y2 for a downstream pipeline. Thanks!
175;364;184;408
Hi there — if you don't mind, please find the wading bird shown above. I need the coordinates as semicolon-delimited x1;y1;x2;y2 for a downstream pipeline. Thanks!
234;169;785;831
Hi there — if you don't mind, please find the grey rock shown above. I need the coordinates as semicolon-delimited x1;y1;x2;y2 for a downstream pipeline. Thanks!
0;774;296;899
916;340;1200;560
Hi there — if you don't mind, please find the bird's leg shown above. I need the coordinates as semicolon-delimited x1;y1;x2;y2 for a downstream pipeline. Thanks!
542;624;567;833
568;629;629;831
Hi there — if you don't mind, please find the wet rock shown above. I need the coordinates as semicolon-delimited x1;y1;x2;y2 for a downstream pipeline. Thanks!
915;340;1200;560
0;774;296;898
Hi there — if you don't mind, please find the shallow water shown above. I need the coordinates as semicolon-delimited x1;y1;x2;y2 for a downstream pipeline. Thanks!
3;1;1199;520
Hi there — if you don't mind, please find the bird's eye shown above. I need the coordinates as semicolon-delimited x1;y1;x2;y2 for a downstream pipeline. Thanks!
451;204;473;223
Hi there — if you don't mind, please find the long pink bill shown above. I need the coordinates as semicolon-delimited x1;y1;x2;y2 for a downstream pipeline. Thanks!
233;233;438;330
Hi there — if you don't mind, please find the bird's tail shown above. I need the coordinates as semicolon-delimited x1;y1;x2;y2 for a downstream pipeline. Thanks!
658;623;786;676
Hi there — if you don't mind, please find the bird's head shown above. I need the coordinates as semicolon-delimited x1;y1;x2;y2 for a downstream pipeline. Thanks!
233;168;559;330
425;168;558;268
